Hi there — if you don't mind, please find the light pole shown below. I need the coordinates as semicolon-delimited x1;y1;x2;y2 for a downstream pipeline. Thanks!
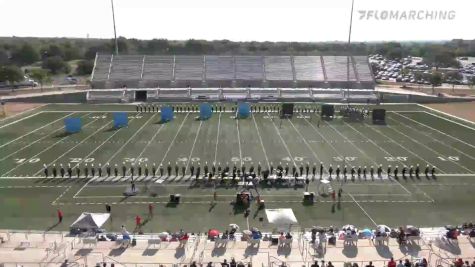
111;0;119;55
346;0;355;102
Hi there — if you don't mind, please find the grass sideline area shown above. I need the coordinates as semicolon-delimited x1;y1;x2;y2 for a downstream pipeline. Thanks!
0;103;474;233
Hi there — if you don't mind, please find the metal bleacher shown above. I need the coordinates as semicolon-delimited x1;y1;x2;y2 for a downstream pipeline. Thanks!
109;55;143;87
264;56;293;87
205;56;234;87
174;56;204;87
141;56;174;88
89;54;375;101
235;56;265;87
293;56;325;87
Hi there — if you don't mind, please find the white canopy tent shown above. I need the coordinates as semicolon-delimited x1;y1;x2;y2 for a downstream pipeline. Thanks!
265;208;298;231
70;212;110;230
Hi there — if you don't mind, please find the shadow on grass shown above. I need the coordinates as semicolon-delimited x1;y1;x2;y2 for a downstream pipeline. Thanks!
54;132;74;138
45;222;61;232
232;203;247;215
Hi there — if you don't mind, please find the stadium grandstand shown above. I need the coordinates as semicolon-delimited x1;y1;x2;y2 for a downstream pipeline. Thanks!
89;54;375;102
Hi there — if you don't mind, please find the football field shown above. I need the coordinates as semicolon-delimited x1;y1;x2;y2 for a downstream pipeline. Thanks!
0;103;474;233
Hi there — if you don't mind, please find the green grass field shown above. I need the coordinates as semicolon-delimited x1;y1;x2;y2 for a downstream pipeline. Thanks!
0;103;474;233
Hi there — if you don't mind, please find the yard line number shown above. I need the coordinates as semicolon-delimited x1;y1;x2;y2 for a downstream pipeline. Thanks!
14;158;40;164
384;156;408;162
333;156;357;162
437;156;459;161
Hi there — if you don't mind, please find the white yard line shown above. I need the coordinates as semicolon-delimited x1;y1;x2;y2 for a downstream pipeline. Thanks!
0;113;91;162
52;186;73;205
347;192;378;226
1;117;101;177
158;113;190;167
184;120;203;173
388;116;475;162
103;113;158;166
343;122;412;194
72;114;157;199
251;113;270;169
302;116;340;156
73;178;97;198
0;111;42;130
236;118;243;166
129;114;161;166
0;113;72;149
266;112;297;167
213;112;221;165
322;119;377;165
69;117;138;170
33;121;112;175
393;111;475;151
412;184;435;203
366;122;447;173
287;118;322;163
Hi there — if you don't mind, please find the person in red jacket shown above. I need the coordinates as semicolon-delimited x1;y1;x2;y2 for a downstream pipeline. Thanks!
57;209;63;223
135;215;142;226
388;258;396;267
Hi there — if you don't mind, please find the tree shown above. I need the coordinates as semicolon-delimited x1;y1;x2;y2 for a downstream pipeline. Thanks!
0;65;24;85
0;48;9;65
11;44;40;65
44;44;65;58
469;76;475;89
75;60;94;76
143;39;169;54
444;71;463;91
29;68;50;90
429;71;443;94
42;56;70;74
62;42;82;61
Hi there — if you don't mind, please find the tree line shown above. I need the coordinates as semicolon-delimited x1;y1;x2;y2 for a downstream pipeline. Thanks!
1;37;474;85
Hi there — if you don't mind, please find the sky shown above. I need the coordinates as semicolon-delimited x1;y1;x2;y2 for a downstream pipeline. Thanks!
0;0;472;42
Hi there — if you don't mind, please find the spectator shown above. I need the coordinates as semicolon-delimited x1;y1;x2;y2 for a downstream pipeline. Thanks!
237;263;245;267
404;259;412;267
397;260;404;267
388;258;396;267
311;261;320;267
327;262;334;267
352;263;359;267
191;262;197;267
230;258;237;267
470;261;475;267
222;259;229;267
207;262;213;267
464;261;470;267
420;259;427;267
365;262;374;267
454;259;464;267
